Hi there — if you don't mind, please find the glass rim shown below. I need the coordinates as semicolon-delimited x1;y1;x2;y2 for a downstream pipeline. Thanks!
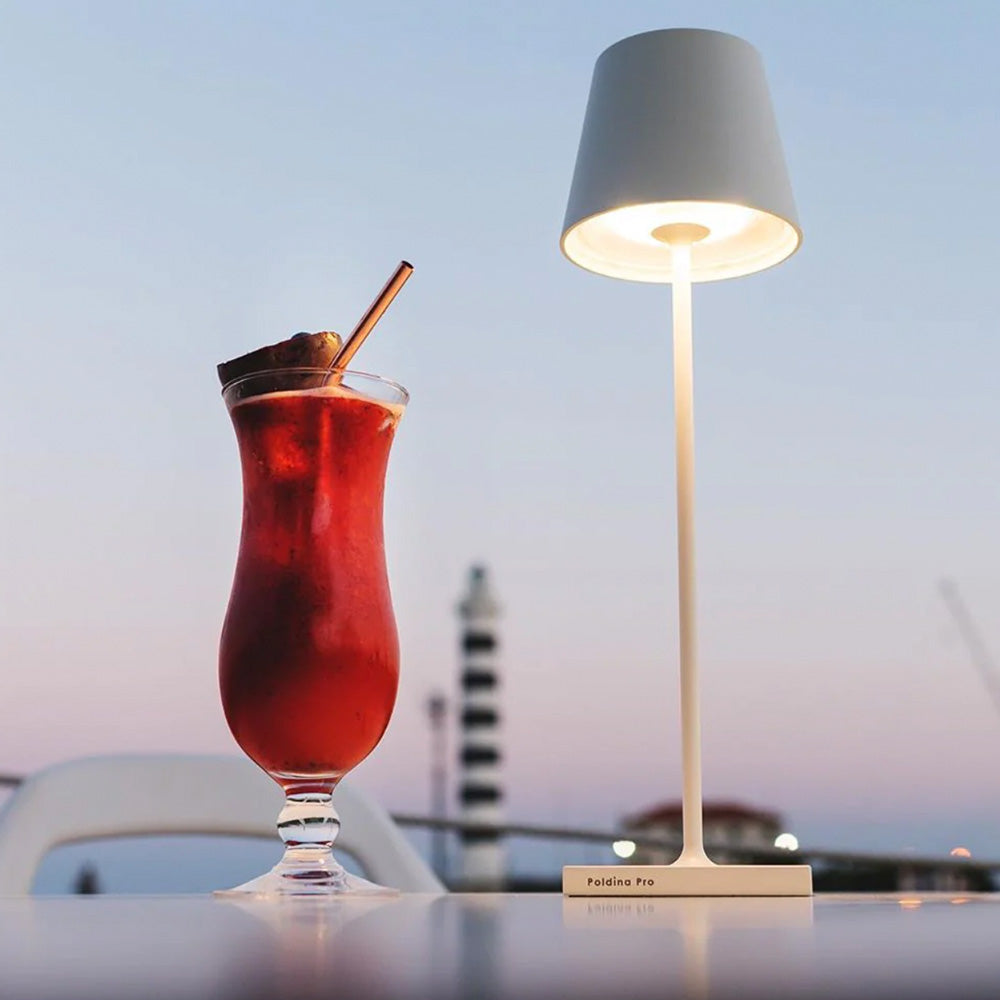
221;367;409;406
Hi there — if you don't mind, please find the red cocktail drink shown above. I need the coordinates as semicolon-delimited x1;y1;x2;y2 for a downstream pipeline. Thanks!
218;367;408;896
221;382;402;778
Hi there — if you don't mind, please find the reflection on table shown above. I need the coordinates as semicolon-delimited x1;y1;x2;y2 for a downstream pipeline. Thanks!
0;893;999;999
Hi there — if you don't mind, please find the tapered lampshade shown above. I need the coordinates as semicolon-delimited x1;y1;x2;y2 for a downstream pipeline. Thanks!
561;28;801;283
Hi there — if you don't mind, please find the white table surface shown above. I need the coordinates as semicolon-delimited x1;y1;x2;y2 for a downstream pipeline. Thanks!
1;892;998;999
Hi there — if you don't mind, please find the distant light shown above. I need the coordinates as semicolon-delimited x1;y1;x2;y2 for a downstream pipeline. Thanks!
774;833;799;852
950;846;972;858
612;840;636;859
899;898;922;910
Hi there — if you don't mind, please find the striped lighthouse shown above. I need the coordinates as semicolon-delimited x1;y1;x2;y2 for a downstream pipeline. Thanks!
457;565;504;889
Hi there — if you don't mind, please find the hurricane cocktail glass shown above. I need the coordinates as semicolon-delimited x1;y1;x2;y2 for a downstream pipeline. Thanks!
218;366;407;896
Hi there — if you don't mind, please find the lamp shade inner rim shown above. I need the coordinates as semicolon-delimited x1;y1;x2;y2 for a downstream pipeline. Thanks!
561;199;801;284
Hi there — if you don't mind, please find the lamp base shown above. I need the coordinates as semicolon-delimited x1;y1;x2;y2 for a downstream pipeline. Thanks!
563;863;812;897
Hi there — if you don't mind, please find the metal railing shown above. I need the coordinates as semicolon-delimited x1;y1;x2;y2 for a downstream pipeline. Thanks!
392;814;1000;874
3;772;997;878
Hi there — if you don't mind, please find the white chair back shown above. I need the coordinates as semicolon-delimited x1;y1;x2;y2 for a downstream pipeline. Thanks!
0;754;443;894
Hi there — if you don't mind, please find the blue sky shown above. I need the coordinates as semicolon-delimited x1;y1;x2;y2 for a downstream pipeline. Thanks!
1;1;999;859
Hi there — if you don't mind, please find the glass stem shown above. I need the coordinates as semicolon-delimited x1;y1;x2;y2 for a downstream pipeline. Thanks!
277;784;340;862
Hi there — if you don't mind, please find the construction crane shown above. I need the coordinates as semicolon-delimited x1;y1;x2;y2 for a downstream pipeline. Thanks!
939;579;1000;721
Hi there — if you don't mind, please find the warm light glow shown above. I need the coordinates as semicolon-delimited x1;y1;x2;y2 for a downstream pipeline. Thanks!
612;839;637;859
561;199;801;284
602;201;755;247
899;898;922;910
774;833;799;852
950;847;972;858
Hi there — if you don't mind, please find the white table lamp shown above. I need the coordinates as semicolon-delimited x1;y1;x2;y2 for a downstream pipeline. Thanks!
561;28;811;896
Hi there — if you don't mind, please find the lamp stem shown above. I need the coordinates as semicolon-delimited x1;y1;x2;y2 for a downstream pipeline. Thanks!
670;242;712;867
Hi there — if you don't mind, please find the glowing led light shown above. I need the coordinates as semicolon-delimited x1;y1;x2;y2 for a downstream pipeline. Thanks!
600;200;756;247
612;839;637;859
950;847;972;858
899;899;922;910
774;833;799;852
563;198;800;284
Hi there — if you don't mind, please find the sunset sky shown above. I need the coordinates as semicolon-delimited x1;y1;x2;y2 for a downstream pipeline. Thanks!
1;0;999;860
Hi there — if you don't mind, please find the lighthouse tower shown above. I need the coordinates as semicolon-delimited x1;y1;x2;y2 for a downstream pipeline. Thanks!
457;565;504;889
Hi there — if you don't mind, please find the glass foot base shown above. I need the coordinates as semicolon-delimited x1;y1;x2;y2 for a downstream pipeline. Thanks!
215;851;399;898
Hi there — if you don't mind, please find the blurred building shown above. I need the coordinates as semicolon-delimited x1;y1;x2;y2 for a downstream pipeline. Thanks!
623;800;783;864
456;565;504;889
425;692;449;880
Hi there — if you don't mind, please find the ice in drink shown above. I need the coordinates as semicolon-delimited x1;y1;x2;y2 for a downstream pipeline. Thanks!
219;380;404;782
